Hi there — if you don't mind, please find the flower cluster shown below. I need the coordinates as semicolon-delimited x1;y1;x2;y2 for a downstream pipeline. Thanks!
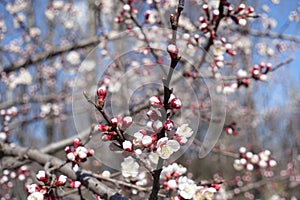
199;2;256;36
233;147;277;171
0;106;18;143
250;62;272;81
160;163;221;200
64;138;94;171
26;171;67;200
114;1;138;30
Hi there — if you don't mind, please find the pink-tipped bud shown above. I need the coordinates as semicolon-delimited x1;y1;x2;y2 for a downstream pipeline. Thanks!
64;146;72;153
97;85;107;102
247;6;254;14
87;149;94;156
122;140;133;152
202;4;209;12
149;96;163;107
167;44;179;59
122;116;133;129
55;175;67;186
200;22;208;31
236;3;246;13
226;49;236;56
199;16;206;23
97;124;110;131
212;9;219;21
73;138;82;149
102;134;113;141
169;98;182;109
194;34;200;42
110;117;118;127
69;180;81;188
164;120;174;131
36;170;47;182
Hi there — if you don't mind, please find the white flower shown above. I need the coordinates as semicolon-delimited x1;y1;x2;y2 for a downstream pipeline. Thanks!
233;159;244;171
75;146;88;159
178;176;197;199
237;69;248;77
156;137;180;159
167;179;177;189
66;51;80;65
202;187;217;200
176;124;193;138
142;135;152;147
133;132;143;146
26;184;38;194
121;156;139;179
108;80;121;93
27;192;44;200
0;132;7;142
102;170;111;177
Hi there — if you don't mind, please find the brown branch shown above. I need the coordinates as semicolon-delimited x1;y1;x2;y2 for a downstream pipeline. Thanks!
0;141;126;199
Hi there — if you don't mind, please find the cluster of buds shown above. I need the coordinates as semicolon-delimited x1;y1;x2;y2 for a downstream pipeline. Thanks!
149;93;182;110
26;171;68;200
212;38;237;68
114;1;137;30
233;147;277;171
160;163;221;200
199;2;256;37
64;138;94;171
224;122;238;136
226;3;256;26
1;165;30;191
96;115;132;144
250;62;272;81
0;106;18;142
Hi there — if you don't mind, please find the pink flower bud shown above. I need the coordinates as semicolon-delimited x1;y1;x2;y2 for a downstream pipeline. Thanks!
97;85;107;102
36;170;47;182
110;117;118;127
102;134;113;141
55;175;67;186
122;116;133;129
236;3;246;13
97;124;110;131
202;4;209;12
87;149;94;156
64;146;72;153
247;6;254;14
164;120;174;131
69;180;81;188
149;96;163;107
167;44;179;59
268;159;277;167
169;98;182;109
122;140;133;152
73;138;82;149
